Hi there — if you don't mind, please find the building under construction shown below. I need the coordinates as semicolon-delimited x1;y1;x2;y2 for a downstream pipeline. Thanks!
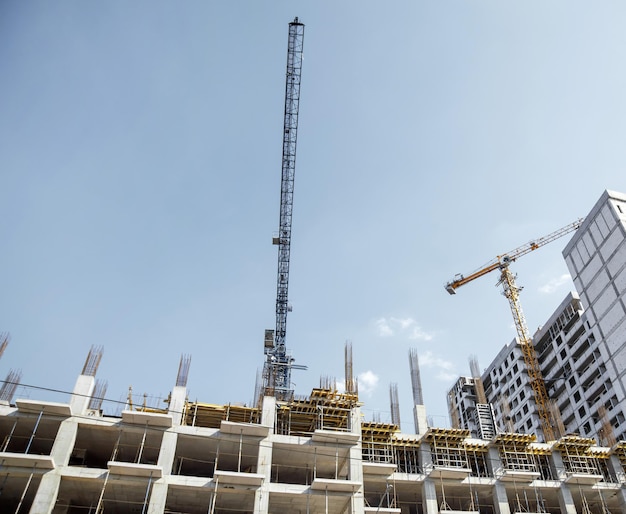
0;345;625;513
448;190;626;447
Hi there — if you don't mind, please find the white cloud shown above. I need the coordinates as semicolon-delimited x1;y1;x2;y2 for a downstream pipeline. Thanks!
409;325;434;341
375;316;434;341
420;351;457;381
392;317;415;330
358;370;379;395
539;274;571;294
375;318;394;337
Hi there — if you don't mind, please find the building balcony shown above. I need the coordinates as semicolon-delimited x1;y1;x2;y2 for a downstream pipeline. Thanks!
362;461;396;477
0;451;55;470
310;477;361;492
107;461;162;478
213;469;264;487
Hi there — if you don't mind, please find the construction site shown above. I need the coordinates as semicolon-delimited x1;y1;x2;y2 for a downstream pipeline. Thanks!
0;343;624;513
2;15;626;514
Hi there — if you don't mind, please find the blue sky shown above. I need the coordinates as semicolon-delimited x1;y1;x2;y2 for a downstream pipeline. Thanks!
2;2;626;429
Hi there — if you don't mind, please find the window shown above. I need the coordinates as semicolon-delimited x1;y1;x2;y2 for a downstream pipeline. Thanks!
578;406;586;418
569;377;576;388
560;348;567;360
573;391;581;403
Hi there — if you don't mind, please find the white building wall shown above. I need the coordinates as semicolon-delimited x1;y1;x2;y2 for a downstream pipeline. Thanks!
563;189;626;442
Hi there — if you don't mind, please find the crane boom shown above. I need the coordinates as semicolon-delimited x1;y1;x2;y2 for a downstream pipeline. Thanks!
445;218;583;441
445;218;583;294
262;18;305;401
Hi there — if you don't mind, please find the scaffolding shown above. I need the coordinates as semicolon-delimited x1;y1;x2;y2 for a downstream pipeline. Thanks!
361;421;399;464
393;434;423;474
275;388;359;436
183;402;261;428
495;433;539;473
463;439;490;478
424;428;471;469
554;435;603;477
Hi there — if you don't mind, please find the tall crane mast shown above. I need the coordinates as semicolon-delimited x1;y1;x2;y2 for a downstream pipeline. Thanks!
262;18;305;402
445;218;583;441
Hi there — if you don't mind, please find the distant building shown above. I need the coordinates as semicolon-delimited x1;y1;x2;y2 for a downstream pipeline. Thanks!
448;190;626;445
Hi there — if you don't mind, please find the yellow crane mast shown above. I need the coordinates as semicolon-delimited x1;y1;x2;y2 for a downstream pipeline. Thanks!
445;218;583;442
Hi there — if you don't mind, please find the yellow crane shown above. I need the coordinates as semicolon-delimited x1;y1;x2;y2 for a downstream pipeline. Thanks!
445;218;583;441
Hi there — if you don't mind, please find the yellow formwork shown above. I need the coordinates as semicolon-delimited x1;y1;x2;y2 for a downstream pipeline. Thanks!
276;388;361;436
424;427;470;443
553;434;596;450
183;402;260;428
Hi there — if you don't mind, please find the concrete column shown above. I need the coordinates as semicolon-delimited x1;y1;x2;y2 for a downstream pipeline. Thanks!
413;404;428;436
492;482;511;514
167;386;187;426
486;446;511;514
349;404;365;514
29;472;61;514
30;416;83;512
551;451;577;514
613;487;626;512
607;454;625;482
556;483;577;514
261;395;276;429
69;374;95;415
146;480;168;514
607;454;626;510
50;419;79;467
255;396;276;514
254;436;272;514
157;430;178;477
147;428;179;514
419;442;439;514
422;478;439;514
142;399;183;514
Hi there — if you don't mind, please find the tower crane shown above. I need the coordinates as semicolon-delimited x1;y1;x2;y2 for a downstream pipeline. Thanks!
262;18;306;402
445;218;583;441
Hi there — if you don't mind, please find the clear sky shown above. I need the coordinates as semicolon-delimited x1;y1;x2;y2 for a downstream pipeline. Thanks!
2;2;626;429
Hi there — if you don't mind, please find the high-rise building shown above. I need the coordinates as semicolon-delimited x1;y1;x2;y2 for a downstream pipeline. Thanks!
448;190;626;445
562;189;626;441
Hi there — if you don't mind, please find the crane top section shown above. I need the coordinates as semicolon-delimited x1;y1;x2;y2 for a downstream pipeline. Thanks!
445;218;584;294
